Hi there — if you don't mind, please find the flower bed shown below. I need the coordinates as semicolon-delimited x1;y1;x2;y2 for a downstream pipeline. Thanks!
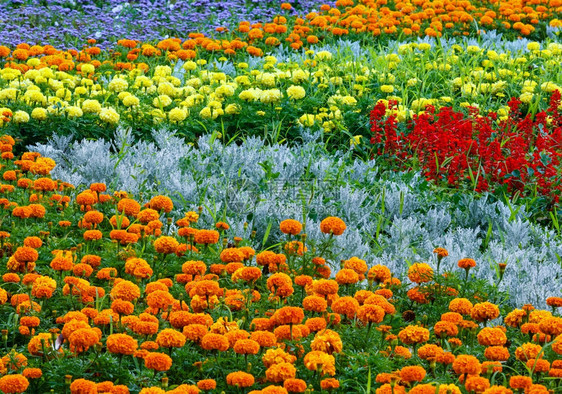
370;90;562;204
2;38;562;150
0;136;560;394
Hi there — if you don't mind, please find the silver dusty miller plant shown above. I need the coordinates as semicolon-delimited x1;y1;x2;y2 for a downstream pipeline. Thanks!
29;128;562;307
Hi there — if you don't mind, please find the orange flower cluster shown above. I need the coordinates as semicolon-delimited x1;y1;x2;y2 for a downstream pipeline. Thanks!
0;136;560;393
1;0;559;76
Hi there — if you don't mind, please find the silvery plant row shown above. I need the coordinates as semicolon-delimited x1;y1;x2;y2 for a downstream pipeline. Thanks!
30;128;562;308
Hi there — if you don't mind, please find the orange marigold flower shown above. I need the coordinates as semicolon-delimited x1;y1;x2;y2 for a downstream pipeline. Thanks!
69;327;101;353
235;266;262;283
484;346;509;361
458;258;476;269
75;190;97;205
70;378;97;394
453;355;481;375
191;280;220;297
124;257;153;279
110;214;130;229
22;368;42;379
83;229;102;241
408;263;433;283
335;268;359;285
303;351;336;376
149;195;173;213
197;379;216;390
376;384;407;394
319;216;346;235
144;352;172;371
111;299;135;315
471;302;500;322
220;248;245;263
409;384;439;394
182;260;207;276
526;358;550;373
367;265;391;283
183;324;209;343
284;378;306;392
156;328;186;348
27;333;52;355
257;250;278;266
433;247;449;257
313;279;338;296
449;298;474;315
233;339;260;355
215;221;229;230
310;329;342;354
398;325;429;345
546;297;562;308
434;321;458;337
137;208;160;224
117;198;141;216
194;229;220;244
481;386;512;394
280;219;302;235
357;304;385;324
295;275;313;287
344;256;368;276
265;362;297;383
89;182;106;193
251;331;277;348
418;344;444;361
3;273;20;283
515;342;543;361
107;333;138;355
226;372;255;388
262;347;296;368
509;376;532;390
331;296;359;319
538;316;562;336
477;327;507;346
465;376;490;393
110;280;141;301
303;295;328;313
83;210;104;225
400;365;426;383
274;307;305;326
153;236;179;254
201;333;229;351
13;247;38;263
146;290;175;310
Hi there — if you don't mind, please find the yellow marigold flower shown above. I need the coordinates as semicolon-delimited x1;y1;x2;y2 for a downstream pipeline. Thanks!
31;108;48;121
12;111;30;123
287;85;306;100
82;99;102;114
99;108;120;124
